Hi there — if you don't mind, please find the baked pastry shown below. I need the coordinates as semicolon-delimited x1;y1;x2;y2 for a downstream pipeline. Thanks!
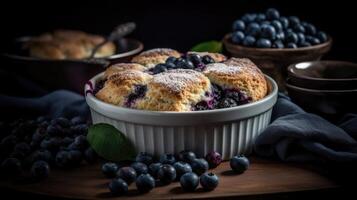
25;30;116;60
131;48;181;68
95;49;268;111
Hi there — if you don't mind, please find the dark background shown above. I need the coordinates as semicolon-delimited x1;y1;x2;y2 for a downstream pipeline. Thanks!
0;0;355;62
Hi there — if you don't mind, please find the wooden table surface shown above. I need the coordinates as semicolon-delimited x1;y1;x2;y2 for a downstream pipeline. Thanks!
0;158;339;199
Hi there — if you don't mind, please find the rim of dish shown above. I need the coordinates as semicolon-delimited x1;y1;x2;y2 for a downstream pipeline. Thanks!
286;82;357;93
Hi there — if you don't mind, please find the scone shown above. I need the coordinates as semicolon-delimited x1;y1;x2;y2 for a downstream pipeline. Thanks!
104;63;146;79
136;69;212;111
204;58;267;102
96;70;152;107
131;48;181;68
25;30;116;60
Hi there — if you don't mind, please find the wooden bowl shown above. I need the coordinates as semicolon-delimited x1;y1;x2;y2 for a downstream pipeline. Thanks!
223;33;332;91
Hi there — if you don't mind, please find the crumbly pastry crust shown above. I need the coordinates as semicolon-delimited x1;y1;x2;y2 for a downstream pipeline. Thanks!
25;30;116;60
96;49;268;111
131;48;181;68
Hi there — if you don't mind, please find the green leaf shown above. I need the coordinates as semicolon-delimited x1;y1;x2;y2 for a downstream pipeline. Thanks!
87;123;137;162
191;41;223;53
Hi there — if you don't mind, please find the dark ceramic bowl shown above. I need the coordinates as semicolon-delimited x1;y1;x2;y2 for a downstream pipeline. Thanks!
286;81;357;121
2;37;143;94
223;33;332;91
287;61;357;90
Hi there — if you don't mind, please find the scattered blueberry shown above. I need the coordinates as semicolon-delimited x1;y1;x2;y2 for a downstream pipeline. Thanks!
190;158;209;176
31;160;50;180
173;161;192;179
117;167;137;184
165;56;177;65
135;152;153;166
152;64;168;74
187;54;202;66
131;162;148;175
230;155;250;174
201;55;215;64
136;174;155;193
148;162;162;179
159;153;176;165
200;172;219;191
102;162;119;178
205;151;222;169
178;150;196;163
180;172;199;192
109;178;128;196
158;164;176;184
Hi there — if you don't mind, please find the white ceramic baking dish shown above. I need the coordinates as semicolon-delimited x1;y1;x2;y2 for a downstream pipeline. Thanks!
85;72;278;160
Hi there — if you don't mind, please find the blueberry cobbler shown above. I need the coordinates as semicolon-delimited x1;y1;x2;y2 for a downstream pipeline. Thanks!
94;48;268;111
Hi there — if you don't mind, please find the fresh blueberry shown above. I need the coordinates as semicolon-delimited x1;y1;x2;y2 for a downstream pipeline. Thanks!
200;172;219;191
70;116;86;126
158;164;176;184
231;31;245;44
266;8;280;20
304;23;317;35
178;150;196;163
55;150;71;168
293;24;305;33
68;135;88;151
299;42;311;47
84;147;98;164
242;36;256;47
246;23;260;37
272;40;284;48
148;162;162;179
232;20;245;31
201;55;215;64
117;167;137;184
46;124;63;136
297;33;306;44
279;17;289;29
136;174;155;193
108;178;128;195
190;158;209;176
260;20;270;26
306;36;320;45
51;117;70;128
205;151;222;169
218;98;238;109
180;172;199;192
256;38;272;48
135;152;153;166
255;13;266;22
316;31;328;43
159;153;176;165
285;31;298;44
153;64;168;74
165;56;177;65
41;137;62;152
102;162;119;178
0;157;22;175
68;150;83;166
286;43;298;48
230;155;250;174
31;160;50;180
241;13;256;23
271;20;283;32
130;162;148;175
260;24;276;40
187;54;202;66
175;58;191;69
27;150;53;164
173;161;192;179
288;16;300;27
61;137;74;147
13;142;31;158
70;124;88;136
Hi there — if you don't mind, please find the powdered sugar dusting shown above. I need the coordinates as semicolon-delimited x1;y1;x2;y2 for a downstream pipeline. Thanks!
140;48;178;56
204;63;242;75
109;70;147;81
153;69;203;93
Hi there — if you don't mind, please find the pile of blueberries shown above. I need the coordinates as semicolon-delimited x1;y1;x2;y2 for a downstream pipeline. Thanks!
103;150;250;195
231;8;328;48
150;53;216;74
0;116;97;180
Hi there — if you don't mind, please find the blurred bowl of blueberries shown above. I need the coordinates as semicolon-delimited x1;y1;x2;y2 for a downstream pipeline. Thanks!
223;8;332;91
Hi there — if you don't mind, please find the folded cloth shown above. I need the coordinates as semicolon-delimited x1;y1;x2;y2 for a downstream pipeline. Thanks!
0;90;90;120
254;94;357;163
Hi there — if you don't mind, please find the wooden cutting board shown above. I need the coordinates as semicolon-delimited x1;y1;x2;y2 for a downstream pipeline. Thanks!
0;158;338;199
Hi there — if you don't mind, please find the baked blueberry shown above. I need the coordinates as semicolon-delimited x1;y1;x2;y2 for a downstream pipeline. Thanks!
200;172;219;191
180;172;199;192
173;161;192;179
201;55;215;64
130;162;148;175
272;40;284;48
153;64;168;74
190;158;209;176
260;24;276;40
231;31;245;44
242;36;256;47
31;160;50;180
232;20;245;31
158;164;176;184
266;8;280;20
230;155;250;174
136;174;155;193
256;38;272;48
135;152;153;165
205;151;222;169
117;167;137;184
102;162;119;178
187;54;202;66
165;56;177;65
279;17;289;29
0;157;22;175
178;150;196;163
159;153;176;165
108;178;128;195
317;31;328;43
148;162;162;179
218;98;238;109
193;101;211;111
246;23;260;37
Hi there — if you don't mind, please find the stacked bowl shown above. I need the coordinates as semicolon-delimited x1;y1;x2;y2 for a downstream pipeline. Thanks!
286;61;357;120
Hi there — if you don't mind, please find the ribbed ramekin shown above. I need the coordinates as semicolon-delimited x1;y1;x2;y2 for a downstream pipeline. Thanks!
85;72;278;159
